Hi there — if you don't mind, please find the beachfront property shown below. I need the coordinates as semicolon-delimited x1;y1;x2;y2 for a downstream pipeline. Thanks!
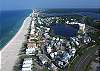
13;10;96;71
22;58;33;71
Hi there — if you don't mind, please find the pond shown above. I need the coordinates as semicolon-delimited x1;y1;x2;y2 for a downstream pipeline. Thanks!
50;23;79;39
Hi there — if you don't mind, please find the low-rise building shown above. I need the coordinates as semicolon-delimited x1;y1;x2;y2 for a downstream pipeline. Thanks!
47;45;52;53
26;47;36;55
38;55;48;65
22;58;33;71
44;33;50;39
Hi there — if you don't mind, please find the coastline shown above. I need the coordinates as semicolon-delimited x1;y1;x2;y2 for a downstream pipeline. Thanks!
0;16;31;71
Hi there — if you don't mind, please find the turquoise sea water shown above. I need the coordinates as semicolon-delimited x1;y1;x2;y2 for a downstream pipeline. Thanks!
0;10;32;49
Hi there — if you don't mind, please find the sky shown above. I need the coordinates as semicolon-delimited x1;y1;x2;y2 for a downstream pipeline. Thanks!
0;0;100;10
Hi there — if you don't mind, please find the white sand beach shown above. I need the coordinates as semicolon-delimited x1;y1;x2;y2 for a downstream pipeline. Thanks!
0;16;32;71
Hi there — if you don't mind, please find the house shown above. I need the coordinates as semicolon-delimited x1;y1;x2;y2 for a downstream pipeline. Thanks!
56;37;60;41
45;27;50;32
57;41;61;47
28;37;36;43
71;48;76;56
44;33;50;39
22;64;32;68
58;61;64;66
79;24;85;33
26;47;36;55
84;36;91;44
70;37;79;46
60;39;64;42
38;18;43;25
62;52;71;63
50;63;58;70
50;40;55;46
47;45;52;53
66;21;69;24
22;67;32;71
23;60;32;64
22;58;32;71
52;37;56;41
27;42;37;48
39;55;48;65
54;52;58;56
50;53;55;59
71;19;74;21
30;28;35;35
31;21;35;28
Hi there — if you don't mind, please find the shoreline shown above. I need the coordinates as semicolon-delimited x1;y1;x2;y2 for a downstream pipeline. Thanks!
0;16;31;71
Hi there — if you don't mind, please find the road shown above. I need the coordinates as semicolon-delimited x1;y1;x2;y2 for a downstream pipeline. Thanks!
72;45;99;71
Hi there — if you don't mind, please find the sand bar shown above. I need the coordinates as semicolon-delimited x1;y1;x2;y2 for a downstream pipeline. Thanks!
0;16;32;71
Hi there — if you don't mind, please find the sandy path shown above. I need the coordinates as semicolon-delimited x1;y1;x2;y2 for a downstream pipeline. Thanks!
0;16;31;71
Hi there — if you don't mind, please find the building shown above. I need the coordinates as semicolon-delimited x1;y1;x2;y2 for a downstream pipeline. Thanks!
22;58;33;71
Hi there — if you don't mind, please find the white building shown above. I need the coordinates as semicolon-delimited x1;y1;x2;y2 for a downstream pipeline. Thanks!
30;28;35;35
22;67;32;71
44;33;50;38
45;27;50;32
22;58;32;71
47;46;52;53
39;55;48;65
84;36;91;44
66;21;69;24
53;37;56;40
51;63;57;71
50;53;55;59
71;48;76;56
26;47;36;55
31;21;35;28
69;22;85;33
71;37;79;46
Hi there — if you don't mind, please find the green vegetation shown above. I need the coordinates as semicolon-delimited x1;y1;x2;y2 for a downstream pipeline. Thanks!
68;45;98;71
14;14;100;71
19;43;27;55
84;61;92;71
89;31;100;45
94;21;100;29
42;68;49;71
68;55;80;71
84;16;95;27
84;16;100;29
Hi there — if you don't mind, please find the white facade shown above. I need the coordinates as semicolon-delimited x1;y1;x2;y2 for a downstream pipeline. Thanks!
26;47;36;55
47;46;52;53
22;58;32;71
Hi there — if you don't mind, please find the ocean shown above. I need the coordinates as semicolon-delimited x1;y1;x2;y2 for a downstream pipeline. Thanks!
0;8;100;49
0;10;32;49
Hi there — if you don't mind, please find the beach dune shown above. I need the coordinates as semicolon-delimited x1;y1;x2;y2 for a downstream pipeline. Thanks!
1;16;31;71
